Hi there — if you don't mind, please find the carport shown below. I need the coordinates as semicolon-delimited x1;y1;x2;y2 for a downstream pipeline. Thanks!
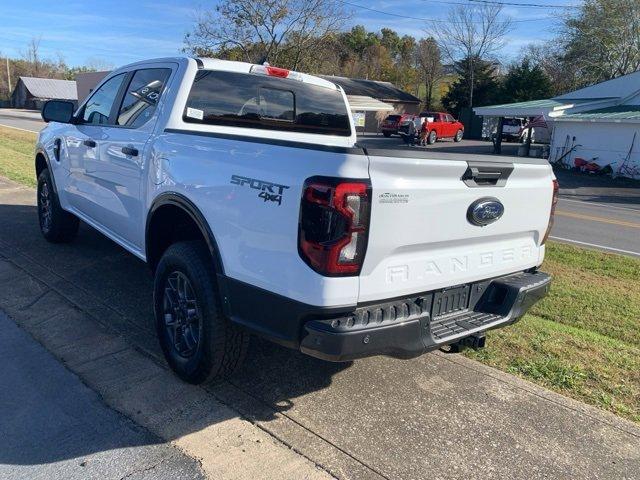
474;99;596;155
475;72;640;163
345;95;394;133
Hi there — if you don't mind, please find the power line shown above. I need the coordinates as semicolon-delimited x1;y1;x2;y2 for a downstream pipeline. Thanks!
466;0;577;9
337;0;556;23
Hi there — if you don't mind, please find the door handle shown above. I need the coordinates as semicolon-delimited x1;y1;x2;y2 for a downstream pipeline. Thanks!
461;163;514;187
53;138;62;161
122;147;139;157
83;139;96;148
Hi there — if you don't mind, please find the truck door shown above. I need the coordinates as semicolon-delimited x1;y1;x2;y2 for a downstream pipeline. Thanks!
64;73;127;223
444;114;456;137
91;66;174;250
440;114;452;137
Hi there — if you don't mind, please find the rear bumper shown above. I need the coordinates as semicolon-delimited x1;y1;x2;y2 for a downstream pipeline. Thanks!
299;271;551;362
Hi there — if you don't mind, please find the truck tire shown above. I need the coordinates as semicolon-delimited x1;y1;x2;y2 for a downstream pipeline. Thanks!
454;129;463;142
37;168;79;243
154;241;248;384
427;130;437;145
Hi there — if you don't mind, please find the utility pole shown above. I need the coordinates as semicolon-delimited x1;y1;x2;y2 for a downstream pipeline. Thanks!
6;57;11;93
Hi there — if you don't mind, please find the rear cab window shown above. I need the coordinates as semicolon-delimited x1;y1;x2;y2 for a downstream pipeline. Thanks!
183;70;352;136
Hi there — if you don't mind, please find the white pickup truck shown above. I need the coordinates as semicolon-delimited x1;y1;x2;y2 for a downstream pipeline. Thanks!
35;57;555;384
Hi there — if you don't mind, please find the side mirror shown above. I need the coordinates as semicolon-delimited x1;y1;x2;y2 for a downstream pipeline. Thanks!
42;100;75;124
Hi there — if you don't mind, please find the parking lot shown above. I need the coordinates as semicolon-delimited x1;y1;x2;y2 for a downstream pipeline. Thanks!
0;175;638;479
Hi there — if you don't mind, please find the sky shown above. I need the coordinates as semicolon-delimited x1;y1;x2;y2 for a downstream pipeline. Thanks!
0;0;577;69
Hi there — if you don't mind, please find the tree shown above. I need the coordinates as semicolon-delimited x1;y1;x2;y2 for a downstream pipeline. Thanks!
433;4;512;108
184;0;346;70
500;58;553;103
0;39;104;101
518;43;578;96
560;0;640;86
22;37;42;77
414;37;443;110
441;56;501;113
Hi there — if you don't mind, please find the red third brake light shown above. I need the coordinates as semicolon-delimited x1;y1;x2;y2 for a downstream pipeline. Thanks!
250;64;303;81
299;177;371;276
266;66;290;78
542;179;559;244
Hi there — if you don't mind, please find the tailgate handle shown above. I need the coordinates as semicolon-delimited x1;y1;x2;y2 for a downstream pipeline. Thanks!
462;162;513;187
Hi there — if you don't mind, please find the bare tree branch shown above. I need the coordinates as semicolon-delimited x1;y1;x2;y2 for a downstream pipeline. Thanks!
431;4;511;107
184;0;346;68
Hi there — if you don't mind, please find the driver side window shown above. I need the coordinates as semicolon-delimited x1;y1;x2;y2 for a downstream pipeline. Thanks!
81;73;125;125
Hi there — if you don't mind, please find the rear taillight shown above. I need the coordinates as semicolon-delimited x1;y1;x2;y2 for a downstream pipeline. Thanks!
298;177;371;276
542;179;559;244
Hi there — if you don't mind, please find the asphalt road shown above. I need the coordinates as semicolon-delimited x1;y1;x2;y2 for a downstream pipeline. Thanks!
1;171;639;479
0;310;204;480
1;111;638;256
0;108;45;133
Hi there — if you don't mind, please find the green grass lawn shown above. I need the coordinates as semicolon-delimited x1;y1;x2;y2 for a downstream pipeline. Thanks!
466;243;640;423
0;126;37;187
1;123;639;422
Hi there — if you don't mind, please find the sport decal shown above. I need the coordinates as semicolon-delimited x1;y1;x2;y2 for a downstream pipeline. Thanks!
230;175;290;206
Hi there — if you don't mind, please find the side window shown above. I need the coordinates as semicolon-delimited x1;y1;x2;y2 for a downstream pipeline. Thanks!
446;114;454;122
81;74;126;125
117;68;171;128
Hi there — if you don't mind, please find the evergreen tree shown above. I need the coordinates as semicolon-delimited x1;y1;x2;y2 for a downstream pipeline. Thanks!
442;57;500;113
501;59;554;103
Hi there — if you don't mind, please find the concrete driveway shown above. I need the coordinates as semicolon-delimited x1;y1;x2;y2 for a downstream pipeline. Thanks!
0;179;638;479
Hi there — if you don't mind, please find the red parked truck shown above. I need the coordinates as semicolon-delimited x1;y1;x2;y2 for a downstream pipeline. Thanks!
419;112;464;145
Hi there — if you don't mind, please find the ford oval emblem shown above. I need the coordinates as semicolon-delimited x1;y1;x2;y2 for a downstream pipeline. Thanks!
467;198;504;226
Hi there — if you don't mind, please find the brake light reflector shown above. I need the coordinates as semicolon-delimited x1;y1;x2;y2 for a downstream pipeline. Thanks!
299;178;371;276
542;179;559;244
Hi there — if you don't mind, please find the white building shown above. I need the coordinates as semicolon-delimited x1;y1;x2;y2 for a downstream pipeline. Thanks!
474;70;640;178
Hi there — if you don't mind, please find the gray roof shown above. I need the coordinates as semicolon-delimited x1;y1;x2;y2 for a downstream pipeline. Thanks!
19;76;77;100
319;75;421;104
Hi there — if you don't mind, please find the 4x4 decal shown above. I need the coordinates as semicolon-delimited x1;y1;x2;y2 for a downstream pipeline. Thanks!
230;174;289;206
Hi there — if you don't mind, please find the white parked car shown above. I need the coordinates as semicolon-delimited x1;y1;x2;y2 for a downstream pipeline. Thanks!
501;117;526;142
35;57;554;383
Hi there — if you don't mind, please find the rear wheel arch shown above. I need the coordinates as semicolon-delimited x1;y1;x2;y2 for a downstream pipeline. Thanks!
145;194;223;274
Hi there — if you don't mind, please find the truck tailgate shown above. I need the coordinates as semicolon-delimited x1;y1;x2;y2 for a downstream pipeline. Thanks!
359;150;554;302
